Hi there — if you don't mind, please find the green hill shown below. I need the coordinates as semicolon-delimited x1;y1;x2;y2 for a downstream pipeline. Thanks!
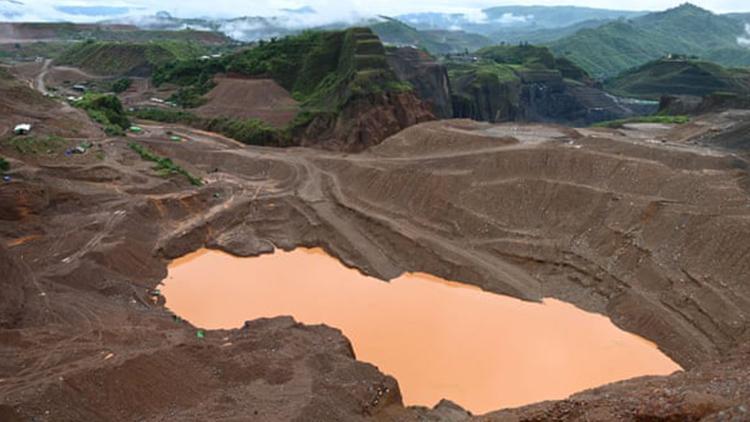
156;28;409;113
0;22;230;44
56;40;207;76
482;6;645;28
370;17;492;54
551;3;750;78
605;56;750;100
145;28;419;148
448;45;594;123
489;19;612;45
475;44;591;82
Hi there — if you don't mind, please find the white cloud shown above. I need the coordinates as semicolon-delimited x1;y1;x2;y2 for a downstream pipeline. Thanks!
462;9;489;24
2;0;750;24
496;12;533;24
739;23;750;47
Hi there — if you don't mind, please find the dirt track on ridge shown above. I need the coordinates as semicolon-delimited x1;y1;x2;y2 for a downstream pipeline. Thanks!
1;108;750;420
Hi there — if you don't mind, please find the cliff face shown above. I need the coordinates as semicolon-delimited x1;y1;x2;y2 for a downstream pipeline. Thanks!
452;69;658;126
297;91;434;152
451;73;520;122
660;93;750;116
385;47;454;119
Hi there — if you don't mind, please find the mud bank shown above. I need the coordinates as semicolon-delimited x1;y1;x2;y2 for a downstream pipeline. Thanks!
161;248;679;414
2;114;750;420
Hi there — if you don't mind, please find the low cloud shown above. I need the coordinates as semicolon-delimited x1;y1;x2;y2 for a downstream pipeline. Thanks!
495;12;533;25
1;1;135;22
739;23;750;47
462;10;489;24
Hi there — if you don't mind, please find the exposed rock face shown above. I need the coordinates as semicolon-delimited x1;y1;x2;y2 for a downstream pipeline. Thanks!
451;74;520;123
452;70;658;126
660;93;750;116
659;95;708;115
297;91;434;152
386;47;454;118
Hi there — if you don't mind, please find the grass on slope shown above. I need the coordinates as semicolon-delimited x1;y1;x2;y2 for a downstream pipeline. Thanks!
1;22;230;44
3;135;66;155
448;44;591;86
447;44;595;122
131;107;291;147
447;61;520;86
593;115;690;128
605;57;750;100
57;40;207;76
151;28;412;141
0;156;8;172
0;41;71;62
128;142;202;186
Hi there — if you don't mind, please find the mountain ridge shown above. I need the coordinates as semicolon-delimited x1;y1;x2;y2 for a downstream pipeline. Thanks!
551;3;750;77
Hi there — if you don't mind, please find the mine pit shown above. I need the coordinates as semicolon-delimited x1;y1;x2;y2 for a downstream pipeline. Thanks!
161;247;681;414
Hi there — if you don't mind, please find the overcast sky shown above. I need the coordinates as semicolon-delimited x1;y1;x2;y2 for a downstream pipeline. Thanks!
9;0;750;23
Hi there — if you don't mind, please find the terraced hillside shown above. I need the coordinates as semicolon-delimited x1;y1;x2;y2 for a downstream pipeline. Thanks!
605;56;750;100
146;28;432;151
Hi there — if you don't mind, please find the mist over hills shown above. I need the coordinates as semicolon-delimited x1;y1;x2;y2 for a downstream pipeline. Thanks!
550;3;750;77
2;2;749;51
399;6;646;35
2;2;749;83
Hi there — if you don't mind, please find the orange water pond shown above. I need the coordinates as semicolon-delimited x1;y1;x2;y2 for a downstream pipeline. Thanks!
161;248;681;414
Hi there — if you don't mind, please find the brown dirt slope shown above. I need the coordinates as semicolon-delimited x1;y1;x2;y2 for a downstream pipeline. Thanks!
194;76;301;127
1;108;750;420
0;65;101;139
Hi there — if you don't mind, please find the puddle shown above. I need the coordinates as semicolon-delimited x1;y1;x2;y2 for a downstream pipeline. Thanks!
161;248;681;414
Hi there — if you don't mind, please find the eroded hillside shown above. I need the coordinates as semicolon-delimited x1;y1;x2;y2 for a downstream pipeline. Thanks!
1;88;750;419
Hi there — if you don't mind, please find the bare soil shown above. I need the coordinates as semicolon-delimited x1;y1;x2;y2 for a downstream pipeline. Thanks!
1;65;750;420
195;76;300;127
0;64;101;139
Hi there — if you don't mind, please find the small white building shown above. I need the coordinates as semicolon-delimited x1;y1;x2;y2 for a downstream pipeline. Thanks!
13;124;31;135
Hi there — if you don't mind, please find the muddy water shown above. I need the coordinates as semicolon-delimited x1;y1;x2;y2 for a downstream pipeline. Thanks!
161;248;681;414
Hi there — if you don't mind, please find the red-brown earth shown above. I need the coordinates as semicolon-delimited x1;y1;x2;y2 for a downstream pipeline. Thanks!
1;66;750;420
194;76;301;127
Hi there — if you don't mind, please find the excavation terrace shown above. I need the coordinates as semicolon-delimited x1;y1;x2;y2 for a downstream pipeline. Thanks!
1;115;750;420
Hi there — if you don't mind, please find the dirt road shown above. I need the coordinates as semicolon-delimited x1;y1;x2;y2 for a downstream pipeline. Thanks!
32;58;51;95
1;115;750;420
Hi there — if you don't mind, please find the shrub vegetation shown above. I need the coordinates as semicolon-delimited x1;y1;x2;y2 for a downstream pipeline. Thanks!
128;142;202;186
593;115;690;128
148;28;412;145
75;93;130;135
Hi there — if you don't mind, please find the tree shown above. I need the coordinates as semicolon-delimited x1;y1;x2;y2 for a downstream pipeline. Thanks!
112;78;132;94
